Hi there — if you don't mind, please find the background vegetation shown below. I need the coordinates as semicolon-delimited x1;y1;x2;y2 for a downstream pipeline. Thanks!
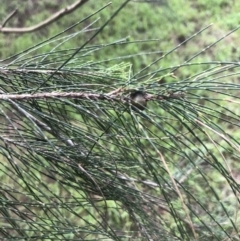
1;0;240;240
1;0;240;69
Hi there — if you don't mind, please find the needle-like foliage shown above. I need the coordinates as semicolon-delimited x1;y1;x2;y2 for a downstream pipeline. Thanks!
1;1;240;240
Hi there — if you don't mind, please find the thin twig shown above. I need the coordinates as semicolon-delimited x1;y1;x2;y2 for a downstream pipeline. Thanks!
0;0;89;33
0;9;18;28
0;92;114;100
157;150;198;240
0;91;184;103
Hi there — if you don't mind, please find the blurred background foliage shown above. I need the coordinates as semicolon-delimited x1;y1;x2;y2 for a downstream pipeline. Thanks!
1;0;239;70
1;0;240;240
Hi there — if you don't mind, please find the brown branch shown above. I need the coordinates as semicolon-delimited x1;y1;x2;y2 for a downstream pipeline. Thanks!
0;0;89;33
0;92;115;101
0;9;18;28
0;91;185;102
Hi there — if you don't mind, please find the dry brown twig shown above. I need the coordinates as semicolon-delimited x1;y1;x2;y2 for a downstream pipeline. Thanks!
0;9;18;28
0;0;89;33
0;90;185;102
